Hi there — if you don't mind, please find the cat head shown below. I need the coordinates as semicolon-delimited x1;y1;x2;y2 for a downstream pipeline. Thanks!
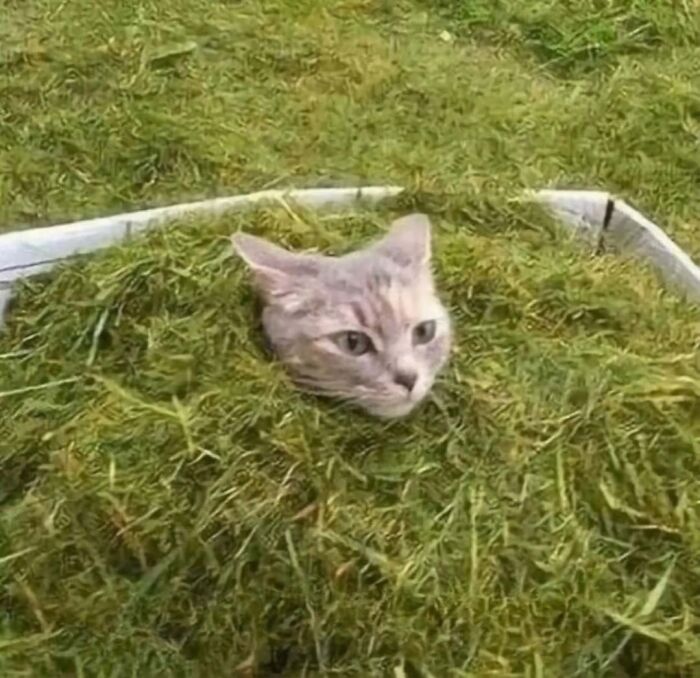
231;213;451;418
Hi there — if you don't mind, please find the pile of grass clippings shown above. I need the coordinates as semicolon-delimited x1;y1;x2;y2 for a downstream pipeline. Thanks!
1;193;700;676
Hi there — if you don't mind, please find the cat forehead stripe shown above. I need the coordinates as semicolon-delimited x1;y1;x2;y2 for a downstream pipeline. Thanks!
350;301;368;326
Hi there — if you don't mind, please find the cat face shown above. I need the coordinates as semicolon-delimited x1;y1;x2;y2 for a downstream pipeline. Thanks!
231;214;451;418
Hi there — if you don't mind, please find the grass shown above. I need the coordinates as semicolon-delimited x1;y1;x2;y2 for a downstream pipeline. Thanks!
1;0;700;253
2;194;700;675
2;0;700;675
428;0;699;75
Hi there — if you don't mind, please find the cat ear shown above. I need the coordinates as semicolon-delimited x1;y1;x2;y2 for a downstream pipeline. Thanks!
231;232;319;304
376;213;432;267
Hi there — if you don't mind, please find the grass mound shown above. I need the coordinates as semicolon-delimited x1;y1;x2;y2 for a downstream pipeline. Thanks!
1;194;700;675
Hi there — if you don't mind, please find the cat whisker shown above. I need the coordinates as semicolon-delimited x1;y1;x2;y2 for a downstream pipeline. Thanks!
292;376;355;399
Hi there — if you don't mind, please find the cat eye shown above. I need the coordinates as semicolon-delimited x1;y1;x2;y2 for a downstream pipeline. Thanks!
335;331;374;356
413;320;436;345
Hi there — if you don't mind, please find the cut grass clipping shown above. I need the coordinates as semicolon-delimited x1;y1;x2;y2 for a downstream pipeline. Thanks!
1;192;700;676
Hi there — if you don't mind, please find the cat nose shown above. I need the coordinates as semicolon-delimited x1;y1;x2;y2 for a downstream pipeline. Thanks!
394;370;417;392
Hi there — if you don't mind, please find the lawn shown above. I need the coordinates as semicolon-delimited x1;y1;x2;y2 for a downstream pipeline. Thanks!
2;0;700;676
2;0;700;250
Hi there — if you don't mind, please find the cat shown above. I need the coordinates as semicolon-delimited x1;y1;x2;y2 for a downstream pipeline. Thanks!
231;213;451;418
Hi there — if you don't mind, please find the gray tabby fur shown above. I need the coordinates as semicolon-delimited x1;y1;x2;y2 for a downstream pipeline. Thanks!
231;214;451;418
